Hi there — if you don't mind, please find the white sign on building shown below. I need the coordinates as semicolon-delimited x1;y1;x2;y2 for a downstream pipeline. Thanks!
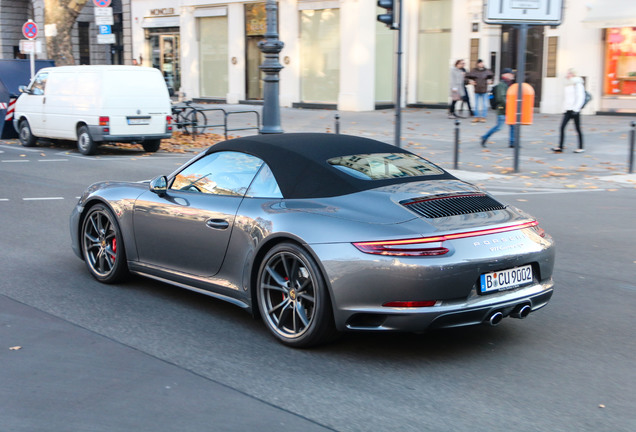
484;0;563;25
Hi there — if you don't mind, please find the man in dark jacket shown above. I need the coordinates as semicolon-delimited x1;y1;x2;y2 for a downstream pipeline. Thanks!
466;59;493;122
480;68;516;148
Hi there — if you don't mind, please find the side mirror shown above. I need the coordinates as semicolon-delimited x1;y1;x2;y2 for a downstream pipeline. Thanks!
149;176;168;196
18;85;29;94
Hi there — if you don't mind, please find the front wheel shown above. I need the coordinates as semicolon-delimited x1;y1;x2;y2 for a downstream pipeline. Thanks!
77;125;97;155
142;139;161;152
19;120;37;147
81;204;128;283
257;243;336;348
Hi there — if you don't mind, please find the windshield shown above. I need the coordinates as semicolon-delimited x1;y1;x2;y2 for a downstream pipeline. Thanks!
328;153;444;180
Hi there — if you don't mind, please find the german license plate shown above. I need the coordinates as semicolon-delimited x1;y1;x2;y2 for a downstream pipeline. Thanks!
480;265;533;294
127;117;150;125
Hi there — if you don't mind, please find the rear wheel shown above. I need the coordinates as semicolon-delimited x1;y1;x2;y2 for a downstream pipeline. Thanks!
19;120;37;147
81;204;128;283
257;243;336;347
183;109;207;136
77;125;97;155
142;139;161;152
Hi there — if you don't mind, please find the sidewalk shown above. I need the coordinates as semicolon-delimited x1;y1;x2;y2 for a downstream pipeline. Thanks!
210;103;636;188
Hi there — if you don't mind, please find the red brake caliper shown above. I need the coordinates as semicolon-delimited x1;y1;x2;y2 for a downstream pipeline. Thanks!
112;238;117;254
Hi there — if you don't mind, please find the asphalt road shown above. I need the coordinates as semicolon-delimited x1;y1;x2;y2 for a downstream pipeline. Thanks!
1;142;635;432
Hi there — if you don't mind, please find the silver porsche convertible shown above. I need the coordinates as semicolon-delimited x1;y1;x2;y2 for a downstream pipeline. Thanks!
70;133;555;347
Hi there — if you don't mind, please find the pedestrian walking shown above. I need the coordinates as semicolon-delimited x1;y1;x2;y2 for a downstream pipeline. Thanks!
480;68;516;148
466;59;493;123
448;60;466;119
459;66;474;117
553;68;586;153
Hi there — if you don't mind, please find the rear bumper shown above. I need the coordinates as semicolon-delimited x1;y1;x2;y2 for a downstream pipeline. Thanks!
341;283;553;331
88;125;171;142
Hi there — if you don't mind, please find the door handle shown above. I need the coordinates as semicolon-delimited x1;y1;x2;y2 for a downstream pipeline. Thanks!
206;219;229;230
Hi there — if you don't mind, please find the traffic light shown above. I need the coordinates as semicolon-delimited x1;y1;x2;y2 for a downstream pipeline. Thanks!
377;0;399;30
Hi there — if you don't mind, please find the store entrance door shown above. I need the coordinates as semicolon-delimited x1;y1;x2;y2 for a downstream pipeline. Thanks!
148;28;181;92
500;25;544;107
246;37;264;100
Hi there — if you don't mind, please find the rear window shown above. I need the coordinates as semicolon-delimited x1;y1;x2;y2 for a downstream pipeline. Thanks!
328;153;444;180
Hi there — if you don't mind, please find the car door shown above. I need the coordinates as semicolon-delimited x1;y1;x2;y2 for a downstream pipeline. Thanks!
20;71;48;136
133;151;263;277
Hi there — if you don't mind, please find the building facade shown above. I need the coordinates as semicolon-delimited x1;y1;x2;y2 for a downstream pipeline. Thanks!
0;0;133;67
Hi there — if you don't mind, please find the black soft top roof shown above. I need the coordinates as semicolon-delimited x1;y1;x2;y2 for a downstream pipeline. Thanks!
208;133;455;199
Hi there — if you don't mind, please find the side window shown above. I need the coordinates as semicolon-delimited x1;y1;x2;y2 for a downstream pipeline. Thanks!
246;163;282;198
171;151;263;196
29;72;48;95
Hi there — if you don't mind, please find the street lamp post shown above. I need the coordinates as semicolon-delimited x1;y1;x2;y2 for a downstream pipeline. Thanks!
258;0;284;134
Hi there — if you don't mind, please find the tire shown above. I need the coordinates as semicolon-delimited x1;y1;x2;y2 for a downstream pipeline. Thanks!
77;125;97;155
81;204;128;284
142;139;161;152
183;109;207;136
257;242;336;348
18;120;37;147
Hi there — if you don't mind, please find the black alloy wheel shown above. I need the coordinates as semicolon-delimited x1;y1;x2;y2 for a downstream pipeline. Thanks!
81;204;128;283
257;243;336;347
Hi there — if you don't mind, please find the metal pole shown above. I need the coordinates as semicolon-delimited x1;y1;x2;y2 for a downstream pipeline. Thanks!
394;0;403;147
258;0;284;134
30;52;35;79
629;121;635;174
454;119;460;169
334;112;340;134
513;23;528;173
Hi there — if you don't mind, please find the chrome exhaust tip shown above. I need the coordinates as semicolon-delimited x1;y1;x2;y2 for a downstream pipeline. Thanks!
511;304;531;319
488;311;504;326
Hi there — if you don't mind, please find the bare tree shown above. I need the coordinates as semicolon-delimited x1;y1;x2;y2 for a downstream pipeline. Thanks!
44;0;89;65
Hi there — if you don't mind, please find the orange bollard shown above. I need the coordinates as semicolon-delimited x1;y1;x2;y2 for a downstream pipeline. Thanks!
506;83;535;125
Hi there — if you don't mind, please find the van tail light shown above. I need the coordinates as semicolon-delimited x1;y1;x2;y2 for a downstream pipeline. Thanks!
166;115;173;132
353;220;538;257
99;116;109;133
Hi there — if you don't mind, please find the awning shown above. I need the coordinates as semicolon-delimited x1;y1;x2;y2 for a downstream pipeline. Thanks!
582;0;636;28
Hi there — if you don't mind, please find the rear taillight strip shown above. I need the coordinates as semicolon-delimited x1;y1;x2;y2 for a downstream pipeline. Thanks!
353;220;538;250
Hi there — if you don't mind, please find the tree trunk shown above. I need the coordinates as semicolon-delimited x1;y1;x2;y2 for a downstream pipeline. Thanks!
44;0;89;66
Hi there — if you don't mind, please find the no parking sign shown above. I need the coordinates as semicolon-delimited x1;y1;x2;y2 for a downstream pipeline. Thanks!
93;0;112;6
22;20;38;40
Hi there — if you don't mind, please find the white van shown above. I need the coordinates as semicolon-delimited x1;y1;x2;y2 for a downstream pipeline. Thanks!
13;65;172;155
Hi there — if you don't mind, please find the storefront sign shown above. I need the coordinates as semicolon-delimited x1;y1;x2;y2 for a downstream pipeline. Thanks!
150;8;175;16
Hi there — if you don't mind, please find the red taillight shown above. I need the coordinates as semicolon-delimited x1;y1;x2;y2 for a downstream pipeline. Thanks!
353;221;538;257
99;116;109;126
166;115;173;132
353;240;449;256
383;301;437;308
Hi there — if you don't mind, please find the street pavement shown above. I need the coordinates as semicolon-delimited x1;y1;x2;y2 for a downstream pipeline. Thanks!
1;106;635;431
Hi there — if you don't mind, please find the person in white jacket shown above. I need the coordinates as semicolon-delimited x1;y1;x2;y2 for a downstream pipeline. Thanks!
553;68;586;153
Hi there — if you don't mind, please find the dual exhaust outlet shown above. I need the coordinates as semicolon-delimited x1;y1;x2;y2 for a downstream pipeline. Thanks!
488;304;531;326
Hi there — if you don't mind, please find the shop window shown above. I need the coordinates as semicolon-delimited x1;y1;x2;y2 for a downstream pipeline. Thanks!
300;9;340;103
604;28;636;96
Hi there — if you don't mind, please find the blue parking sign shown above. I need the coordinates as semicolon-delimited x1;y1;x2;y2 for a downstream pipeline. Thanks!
99;25;112;35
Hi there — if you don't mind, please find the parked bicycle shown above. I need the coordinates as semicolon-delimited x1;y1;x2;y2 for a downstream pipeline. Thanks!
171;100;207;135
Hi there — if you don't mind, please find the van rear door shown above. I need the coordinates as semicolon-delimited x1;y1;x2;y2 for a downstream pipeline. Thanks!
103;69;170;137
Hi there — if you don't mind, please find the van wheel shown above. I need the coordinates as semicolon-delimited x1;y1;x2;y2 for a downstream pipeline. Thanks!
77;126;97;155
19;120;37;147
142;139;161;152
